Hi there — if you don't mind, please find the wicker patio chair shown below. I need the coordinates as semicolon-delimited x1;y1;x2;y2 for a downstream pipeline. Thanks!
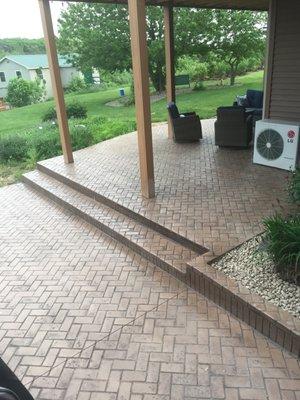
167;102;202;142
215;106;253;148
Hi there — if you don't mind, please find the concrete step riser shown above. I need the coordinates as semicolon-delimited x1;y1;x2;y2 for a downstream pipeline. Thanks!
23;172;299;358
23;175;186;282
37;162;206;255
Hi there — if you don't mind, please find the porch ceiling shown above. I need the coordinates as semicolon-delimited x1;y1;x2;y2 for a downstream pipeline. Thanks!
51;0;269;11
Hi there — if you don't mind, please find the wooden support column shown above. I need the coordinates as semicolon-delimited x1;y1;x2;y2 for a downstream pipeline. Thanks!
263;0;277;119
128;0;155;198
38;0;73;164
164;5;176;139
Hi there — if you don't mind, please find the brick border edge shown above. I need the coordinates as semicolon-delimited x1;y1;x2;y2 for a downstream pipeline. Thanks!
186;253;300;358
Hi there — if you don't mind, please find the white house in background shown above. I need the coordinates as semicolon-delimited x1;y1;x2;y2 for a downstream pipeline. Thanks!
0;54;82;100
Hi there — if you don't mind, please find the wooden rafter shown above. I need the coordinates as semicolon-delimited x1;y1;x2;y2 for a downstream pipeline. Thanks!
50;0;268;11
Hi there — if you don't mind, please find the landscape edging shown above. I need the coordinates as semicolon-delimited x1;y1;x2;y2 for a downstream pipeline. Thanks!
186;249;300;357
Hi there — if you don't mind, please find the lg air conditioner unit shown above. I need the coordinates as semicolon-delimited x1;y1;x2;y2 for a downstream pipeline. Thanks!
253;119;300;171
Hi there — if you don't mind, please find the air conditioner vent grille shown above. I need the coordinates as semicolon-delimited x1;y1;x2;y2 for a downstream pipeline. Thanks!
256;129;284;160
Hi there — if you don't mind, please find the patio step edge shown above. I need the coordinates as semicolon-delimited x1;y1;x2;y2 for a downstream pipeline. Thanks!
22;171;300;358
36;162;207;255
22;170;196;281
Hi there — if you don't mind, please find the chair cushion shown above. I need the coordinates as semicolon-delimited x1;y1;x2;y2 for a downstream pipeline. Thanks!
167;102;180;119
216;106;245;123
236;95;249;107
246;90;263;108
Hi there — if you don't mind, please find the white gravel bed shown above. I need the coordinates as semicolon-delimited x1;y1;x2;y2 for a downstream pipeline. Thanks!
212;236;300;318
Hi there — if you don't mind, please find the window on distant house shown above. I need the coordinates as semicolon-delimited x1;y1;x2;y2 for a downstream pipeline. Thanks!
16;70;22;78
0;72;6;82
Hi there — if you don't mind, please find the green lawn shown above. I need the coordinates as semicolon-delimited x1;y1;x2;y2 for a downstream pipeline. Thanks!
0;70;263;186
0;70;263;138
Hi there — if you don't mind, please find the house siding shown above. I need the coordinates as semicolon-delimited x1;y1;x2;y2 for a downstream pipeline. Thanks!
0;57;81;100
42;67;81;99
60;67;80;88
267;0;300;122
0;59;30;99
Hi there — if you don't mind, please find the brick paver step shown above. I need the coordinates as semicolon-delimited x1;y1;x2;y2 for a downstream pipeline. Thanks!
23;170;201;280
37;161;206;254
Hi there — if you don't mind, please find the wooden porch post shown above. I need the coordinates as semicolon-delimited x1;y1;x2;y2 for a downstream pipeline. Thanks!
164;5;176;139
38;0;74;164
263;0;277;119
128;0;155;198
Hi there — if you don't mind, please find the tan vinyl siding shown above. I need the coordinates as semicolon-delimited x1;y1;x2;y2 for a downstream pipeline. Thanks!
268;0;300;122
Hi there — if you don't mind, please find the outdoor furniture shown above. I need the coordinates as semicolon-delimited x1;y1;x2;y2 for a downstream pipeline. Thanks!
167;102;202;142
215;106;253;148
175;74;190;88
234;89;263;119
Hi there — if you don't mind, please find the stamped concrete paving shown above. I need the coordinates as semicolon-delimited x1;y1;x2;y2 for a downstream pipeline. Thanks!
0;184;299;400
39;120;290;256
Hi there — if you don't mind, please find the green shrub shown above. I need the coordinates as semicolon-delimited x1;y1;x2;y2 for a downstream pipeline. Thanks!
127;79;135;105
65;76;87;93
236;57;262;76
100;69;132;87
42;102;87;122
30;128;62;160
67;102;87;119
0;134;28;161
30;78;46;103
87;117;136;143
288;168;300;205
30;121;93;161
206;59;229;83
0;115;135;164
42;107;57;122
263;214;300;283
69;84;102;95
193;81;205;91
177;56;208;86
70;123;94;151
6;78;44;108
0;120;94;163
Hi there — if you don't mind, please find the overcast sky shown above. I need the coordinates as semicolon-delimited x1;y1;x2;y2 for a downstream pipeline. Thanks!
0;1;67;39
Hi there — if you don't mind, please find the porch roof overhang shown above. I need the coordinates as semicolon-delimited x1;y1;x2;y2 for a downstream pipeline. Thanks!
51;0;269;11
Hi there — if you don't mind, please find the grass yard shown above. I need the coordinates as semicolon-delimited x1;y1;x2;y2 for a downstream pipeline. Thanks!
0;70;263;186
0;71;263;137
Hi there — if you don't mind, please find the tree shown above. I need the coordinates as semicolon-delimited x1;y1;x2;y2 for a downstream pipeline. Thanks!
0;38;45;59
58;4;131;73
174;8;212;57
146;7;166;93
6;78;44;108
58;4;168;92
208;10;267;86
57;4;266;91
57;4;210;92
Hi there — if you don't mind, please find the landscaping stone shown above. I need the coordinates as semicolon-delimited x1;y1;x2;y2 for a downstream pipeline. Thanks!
212;236;300;318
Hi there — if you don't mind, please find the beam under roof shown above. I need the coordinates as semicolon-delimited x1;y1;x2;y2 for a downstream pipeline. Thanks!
51;0;269;11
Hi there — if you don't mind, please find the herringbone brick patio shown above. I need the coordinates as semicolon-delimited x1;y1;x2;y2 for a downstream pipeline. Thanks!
0;184;299;399
38;119;290;256
24;120;299;353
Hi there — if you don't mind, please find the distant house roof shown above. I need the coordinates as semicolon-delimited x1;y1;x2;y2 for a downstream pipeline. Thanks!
0;54;73;69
